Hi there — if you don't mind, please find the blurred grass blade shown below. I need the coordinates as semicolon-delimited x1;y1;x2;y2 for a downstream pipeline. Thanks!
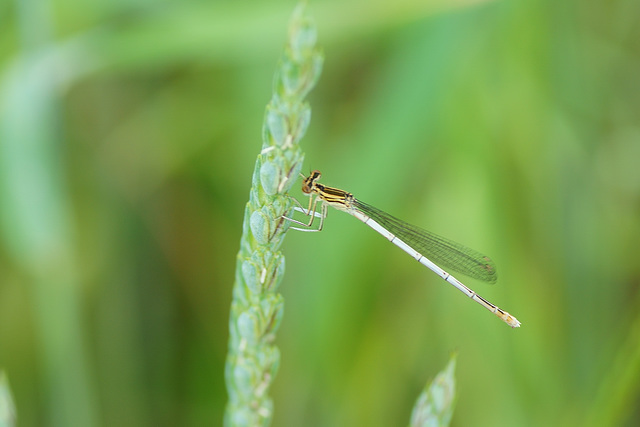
223;3;323;427
0;3;98;426
0;371;16;427
409;355;457;427
585;307;640;427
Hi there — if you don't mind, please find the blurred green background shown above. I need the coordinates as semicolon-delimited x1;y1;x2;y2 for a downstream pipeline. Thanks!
1;0;640;426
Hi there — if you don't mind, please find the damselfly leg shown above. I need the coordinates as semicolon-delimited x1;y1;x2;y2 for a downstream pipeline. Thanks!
282;195;327;232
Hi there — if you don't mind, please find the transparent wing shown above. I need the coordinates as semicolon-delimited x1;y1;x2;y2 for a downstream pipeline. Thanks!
354;199;498;283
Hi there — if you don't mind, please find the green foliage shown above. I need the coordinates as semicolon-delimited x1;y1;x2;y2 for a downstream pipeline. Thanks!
224;4;323;427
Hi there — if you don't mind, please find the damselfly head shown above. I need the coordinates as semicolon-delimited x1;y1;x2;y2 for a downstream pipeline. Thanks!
302;170;322;194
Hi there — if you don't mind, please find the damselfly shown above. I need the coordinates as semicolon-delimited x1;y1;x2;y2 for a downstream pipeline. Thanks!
284;170;520;328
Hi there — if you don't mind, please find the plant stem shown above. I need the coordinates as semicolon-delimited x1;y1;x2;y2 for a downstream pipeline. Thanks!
224;4;323;426
409;355;457;427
